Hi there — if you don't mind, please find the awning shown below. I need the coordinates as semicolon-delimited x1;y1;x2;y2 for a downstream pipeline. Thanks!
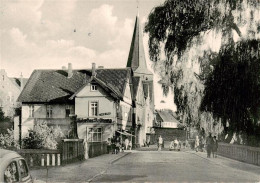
116;130;135;137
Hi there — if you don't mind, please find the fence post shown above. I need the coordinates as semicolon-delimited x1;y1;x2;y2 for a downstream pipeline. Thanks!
41;154;45;166
57;154;61;166
46;154;50;166
52;154;55;166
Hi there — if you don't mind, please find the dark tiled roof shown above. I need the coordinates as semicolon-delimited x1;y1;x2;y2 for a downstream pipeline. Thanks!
156;110;179;123
18;68;131;103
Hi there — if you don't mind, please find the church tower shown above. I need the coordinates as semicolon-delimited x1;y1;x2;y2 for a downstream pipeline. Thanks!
126;15;153;80
127;14;155;147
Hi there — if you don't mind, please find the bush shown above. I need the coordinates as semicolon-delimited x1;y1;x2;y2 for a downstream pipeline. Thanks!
22;122;64;149
0;129;19;149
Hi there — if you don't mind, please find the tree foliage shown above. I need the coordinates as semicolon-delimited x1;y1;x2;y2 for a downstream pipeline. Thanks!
145;0;260;139
201;39;260;135
0;129;19;149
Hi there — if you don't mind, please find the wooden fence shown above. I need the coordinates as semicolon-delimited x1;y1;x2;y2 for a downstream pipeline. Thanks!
88;142;107;158
62;139;84;164
218;143;260;166
17;149;61;167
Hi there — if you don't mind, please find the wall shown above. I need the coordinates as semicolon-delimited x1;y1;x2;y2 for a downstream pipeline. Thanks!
77;123;114;142
75;83;116;119
154;128;186;142
21;104;73;137
161;122;178;128
0;69;21;116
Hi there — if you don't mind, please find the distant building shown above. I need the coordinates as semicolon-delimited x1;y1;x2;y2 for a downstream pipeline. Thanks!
155;109;180;128
0;69;27;117
153;109;185;143
17;14;154;147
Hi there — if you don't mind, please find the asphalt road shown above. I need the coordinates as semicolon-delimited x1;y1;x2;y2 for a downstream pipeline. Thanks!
92;151;260;182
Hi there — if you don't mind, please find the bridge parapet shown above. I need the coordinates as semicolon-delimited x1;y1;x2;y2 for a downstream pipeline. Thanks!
218;143;260;166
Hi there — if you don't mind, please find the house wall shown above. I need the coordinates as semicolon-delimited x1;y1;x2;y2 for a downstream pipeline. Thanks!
75;83;117;119
0;69;21;117
21;104;74;137
161;122;178;128
77;123;114;142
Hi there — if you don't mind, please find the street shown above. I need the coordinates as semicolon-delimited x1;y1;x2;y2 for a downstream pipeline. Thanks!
92;151;260;182
31;149;260;183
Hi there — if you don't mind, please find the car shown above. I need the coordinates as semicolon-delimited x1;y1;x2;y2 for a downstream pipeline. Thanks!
0;149;33;183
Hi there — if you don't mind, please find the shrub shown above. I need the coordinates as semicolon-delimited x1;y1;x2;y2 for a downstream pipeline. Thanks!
0;129;19;149
22;122;64;149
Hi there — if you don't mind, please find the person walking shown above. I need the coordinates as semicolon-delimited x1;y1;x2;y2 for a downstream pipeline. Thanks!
212;136;218;158
158;135;163;151
125;138;129;150
195;136;200;152
206;133;213;158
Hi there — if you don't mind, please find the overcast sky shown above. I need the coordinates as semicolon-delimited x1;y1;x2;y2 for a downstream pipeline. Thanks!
0;0;176;111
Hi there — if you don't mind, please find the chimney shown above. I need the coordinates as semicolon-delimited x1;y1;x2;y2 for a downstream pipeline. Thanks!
92;63;96;77
68;63;73;78
20;73;24;91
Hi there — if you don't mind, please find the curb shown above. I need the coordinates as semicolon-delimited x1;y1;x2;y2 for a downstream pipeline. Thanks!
109;152;131;164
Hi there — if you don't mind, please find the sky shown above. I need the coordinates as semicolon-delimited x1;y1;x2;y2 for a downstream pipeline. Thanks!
0;0;176;111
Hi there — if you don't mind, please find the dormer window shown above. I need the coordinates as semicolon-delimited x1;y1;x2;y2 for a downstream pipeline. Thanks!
91;84;97;91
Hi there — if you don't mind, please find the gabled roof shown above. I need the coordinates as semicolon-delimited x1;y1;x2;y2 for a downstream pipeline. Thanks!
126;16;152;75
156;110;179;123
18;68;131;103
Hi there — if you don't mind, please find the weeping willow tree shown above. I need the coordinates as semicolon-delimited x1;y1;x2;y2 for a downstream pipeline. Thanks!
145;0;260;141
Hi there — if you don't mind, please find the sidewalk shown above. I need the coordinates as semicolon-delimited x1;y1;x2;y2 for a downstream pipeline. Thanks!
185;150;260;176
31;152;130;183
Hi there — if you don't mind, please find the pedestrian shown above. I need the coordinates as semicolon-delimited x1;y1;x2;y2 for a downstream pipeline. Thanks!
195;135;200;152
146;137;150;147
158;135;163;151
125;138;129;150
129;140;132;150
107;138;111;154
173;138;179;151
206;133;213;158
212;136;218;158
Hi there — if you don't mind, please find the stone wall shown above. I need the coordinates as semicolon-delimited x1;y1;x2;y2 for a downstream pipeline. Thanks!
153;128;186;142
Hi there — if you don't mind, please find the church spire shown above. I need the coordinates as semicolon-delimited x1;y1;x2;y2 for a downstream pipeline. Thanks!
126;14;152;76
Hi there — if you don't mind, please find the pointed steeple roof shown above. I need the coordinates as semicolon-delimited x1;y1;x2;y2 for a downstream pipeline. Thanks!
127;15;152;75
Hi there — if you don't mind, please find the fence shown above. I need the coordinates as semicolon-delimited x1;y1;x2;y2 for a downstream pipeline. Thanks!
62;139;84;164
218;143;260;166
88;142;107;158
17;149;61;167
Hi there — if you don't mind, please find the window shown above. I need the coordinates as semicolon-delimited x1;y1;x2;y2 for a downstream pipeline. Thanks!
90;101;98;116
18;159;29;179
91;84;97;91
89;128;102;142
65;105;72;117
46;105;53;118
29;105;34;118
4;161;19;182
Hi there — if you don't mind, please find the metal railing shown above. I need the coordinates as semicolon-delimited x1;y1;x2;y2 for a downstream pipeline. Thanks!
218;143;260;166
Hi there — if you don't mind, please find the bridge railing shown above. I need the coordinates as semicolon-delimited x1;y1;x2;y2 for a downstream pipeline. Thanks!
218;143;260;166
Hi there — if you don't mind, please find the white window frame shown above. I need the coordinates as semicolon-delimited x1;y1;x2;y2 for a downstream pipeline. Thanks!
88;127;102;142
29;105;34;118
90;84;97;91
89;101;98;117
46;105;53;118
